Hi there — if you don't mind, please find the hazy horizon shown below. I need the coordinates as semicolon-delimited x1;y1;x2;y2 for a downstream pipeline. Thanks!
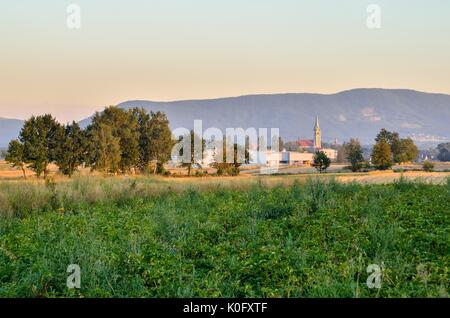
1;0;450;122
1;87;449;123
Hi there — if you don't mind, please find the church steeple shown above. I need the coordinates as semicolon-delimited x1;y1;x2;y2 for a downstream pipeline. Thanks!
314;116;321;149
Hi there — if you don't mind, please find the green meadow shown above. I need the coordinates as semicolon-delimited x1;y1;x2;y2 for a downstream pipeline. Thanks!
0;177;449;297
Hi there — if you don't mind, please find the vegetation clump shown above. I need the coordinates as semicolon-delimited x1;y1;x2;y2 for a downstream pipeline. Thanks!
0;179;448;298
313;151;331;173
422;161;435;172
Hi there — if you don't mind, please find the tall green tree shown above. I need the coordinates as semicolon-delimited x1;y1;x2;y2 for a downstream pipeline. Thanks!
131;108;174;173
54;121;87;177
90;106;140;173
5;139;27;179
397;138;419;163
147;111;174;173
390;133;402;163
87;123;121;174
19;114;61;178
313;151;331;173
375;128;418;164
131;107;152;172
344;139;365;172
371;140;392;170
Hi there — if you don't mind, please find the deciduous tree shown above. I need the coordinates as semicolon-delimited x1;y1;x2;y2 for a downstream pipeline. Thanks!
371;140;392;170
87;123;121;174
19;114;61;178
5;139;27;179
313;151;331;173
344;139;364;172
90;106;140;173
397;138;419;163
55;121;87;177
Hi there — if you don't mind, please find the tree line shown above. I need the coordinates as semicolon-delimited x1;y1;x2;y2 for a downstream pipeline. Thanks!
300;128;419;174
5;106;173;178
4;106;255;178
1;113;429;178
339;128;419;172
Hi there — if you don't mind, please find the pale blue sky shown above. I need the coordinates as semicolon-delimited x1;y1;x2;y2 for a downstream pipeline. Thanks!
1;0;449;121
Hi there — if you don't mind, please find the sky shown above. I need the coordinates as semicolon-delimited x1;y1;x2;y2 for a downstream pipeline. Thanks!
1;0;450;122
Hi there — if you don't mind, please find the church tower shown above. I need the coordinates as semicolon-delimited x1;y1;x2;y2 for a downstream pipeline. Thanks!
314;116;321;149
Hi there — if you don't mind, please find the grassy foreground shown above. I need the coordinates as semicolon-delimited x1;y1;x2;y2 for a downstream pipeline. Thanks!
0;178;449;297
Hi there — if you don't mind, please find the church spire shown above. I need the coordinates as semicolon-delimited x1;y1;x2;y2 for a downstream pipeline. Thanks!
314;116;321;149
314;116;320;130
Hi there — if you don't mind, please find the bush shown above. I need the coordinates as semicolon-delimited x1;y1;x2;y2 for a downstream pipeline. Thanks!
230;167;240;176
361;161;372;171
195;170;207;177
422;161;435;172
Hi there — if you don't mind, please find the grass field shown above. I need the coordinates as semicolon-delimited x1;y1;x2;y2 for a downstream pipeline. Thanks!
0;177;449;297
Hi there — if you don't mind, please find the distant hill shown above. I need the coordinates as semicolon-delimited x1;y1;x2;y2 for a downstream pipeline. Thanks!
0;117;24;148
80;88;450;146
2;89;450;148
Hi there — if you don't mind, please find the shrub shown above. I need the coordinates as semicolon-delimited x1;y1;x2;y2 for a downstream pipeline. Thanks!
313;151;331;173
422;161;435;172
230;167;240;176
361;161;372;172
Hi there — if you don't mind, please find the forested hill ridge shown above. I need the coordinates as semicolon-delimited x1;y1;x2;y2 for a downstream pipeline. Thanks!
2;89;450;147
82;88;450;146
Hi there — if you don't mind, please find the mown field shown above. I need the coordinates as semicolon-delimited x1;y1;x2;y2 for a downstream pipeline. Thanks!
0;177;449;297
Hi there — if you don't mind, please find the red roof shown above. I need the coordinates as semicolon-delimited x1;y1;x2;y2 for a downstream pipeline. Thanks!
298;139;314;147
